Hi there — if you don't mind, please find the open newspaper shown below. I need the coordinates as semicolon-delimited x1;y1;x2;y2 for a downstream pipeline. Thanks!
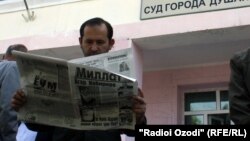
13;48;141;130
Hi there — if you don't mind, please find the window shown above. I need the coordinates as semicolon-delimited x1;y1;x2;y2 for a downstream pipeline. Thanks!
185;91;216;111
184;89;230;125
0;0;23;13
0;0;84;13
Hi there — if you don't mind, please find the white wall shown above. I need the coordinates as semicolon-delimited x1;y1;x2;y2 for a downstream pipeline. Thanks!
0;0;141;41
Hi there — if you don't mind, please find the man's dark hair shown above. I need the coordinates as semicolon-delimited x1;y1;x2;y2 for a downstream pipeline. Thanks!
6;44;28;56
79;17;113;40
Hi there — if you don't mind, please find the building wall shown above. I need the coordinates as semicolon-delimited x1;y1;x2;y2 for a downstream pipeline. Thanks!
2;5;250;54
0;0;140;40
143;63;230;124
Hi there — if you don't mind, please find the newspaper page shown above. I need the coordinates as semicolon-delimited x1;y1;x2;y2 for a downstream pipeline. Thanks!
13;51;78;129
68;48;138;130
13;48;138;130
68;64;137;130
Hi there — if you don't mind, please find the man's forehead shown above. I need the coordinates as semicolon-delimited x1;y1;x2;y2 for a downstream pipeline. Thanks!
84;24;107;33
83;24;108;39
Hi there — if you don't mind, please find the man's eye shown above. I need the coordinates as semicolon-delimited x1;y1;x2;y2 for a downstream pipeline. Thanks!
86;40;93;44
96;41;104;45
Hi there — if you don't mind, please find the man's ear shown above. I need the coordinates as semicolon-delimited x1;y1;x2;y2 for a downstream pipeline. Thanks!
109;39;115;49
79;37;82;45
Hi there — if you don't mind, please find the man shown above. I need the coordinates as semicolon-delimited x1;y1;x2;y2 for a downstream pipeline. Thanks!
12;17;146;141
0;44;28;141
229;48;250;124
3;45;28;61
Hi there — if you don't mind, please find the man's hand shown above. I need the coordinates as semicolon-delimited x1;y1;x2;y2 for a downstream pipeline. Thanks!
11;89;27;111
133;88;146;124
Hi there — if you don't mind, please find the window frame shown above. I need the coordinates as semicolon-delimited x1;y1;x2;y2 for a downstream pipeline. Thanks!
0;0;84;14
182;87;229;125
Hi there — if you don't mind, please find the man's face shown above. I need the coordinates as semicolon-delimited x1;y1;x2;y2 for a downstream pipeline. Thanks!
79;23;114;57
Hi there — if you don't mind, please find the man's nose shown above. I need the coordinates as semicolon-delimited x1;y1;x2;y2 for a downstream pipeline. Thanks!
91;43;98;51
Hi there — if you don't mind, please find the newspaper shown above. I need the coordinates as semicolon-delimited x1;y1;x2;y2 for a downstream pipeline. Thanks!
13;48;139;130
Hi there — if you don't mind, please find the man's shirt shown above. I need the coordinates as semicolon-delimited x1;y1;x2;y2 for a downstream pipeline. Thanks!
0;61;20;141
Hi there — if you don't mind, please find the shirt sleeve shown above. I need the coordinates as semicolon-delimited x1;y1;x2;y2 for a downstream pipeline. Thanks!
0;63;20;141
